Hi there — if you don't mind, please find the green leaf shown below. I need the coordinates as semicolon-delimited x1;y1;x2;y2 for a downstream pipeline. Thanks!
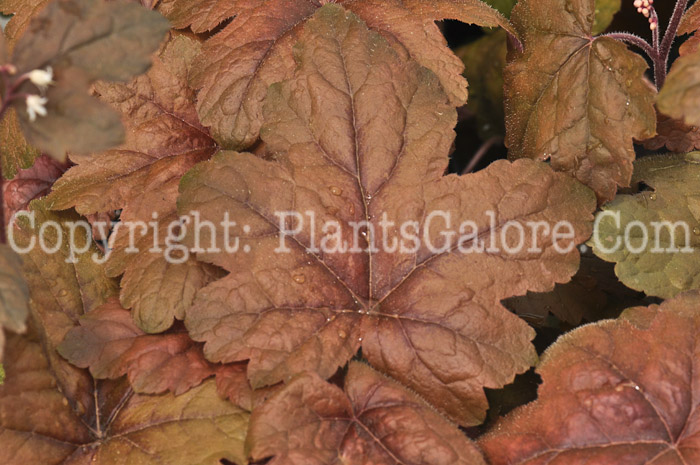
590;152;700;299
592;0;621;35
482;0;517;18
0;108;40;180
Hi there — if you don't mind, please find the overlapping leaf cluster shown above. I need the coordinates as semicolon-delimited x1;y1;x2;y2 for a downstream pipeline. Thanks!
3;0;700;464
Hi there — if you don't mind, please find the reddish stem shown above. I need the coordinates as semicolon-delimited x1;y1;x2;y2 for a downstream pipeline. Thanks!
657;0;689;88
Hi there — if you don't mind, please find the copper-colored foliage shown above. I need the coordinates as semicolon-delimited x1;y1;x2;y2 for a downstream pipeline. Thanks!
47;33;222;334
4;201;249;465
0;334;249;465
158;0;512;149
2;154;68;223
480;292;700;465
642;113;700;153
505;0;657;203
178;4;596;426
248;362;487;465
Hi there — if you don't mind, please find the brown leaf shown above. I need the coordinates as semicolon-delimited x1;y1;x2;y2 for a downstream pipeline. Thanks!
658;46;700;128
0;245;28;361
678;1;700;36
0;334;249;465
505;0;657;203
47;33;220;334
163;0;511;149
6;200;249;464
480;291;700;465
248;362;487;465
58;298;216;396
2;154;69;224
178;4;596;426
642;112;700;153
12;199;119;410
0;0;51;52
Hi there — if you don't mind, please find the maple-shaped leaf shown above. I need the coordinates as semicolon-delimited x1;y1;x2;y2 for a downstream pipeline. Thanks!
4;0;169;161
159;0;512;149
178;4;596;426
0;334;249;465
47;33;222;334
2;154;68;224
0;245;28;361
505;0;657;203
248;362;487;465
57;295;273;410
6;201;249;464
590;152;700;299
480;291;700;465
58;296;274;412
642;113;700;153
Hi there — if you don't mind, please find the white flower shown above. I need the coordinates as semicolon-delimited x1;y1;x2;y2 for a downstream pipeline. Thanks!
27;66;55;91
26;95;48;122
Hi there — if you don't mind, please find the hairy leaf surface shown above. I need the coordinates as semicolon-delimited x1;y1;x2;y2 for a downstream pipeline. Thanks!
178;5;596;426
47;33;221;334
160;0;512;149
248;362;487;465
480;292;700;465
591;153;700;299
505;0;656;203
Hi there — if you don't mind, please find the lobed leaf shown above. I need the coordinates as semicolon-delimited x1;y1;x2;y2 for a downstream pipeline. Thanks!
47;33;221;334
178;4;596;426
0;334;249;465
591;153;700;299
642;113;700;153
5;200;249;465
505;0;657;203
480;291;700;465
162;0;511;149
58;298;217;396
248;362;487;465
